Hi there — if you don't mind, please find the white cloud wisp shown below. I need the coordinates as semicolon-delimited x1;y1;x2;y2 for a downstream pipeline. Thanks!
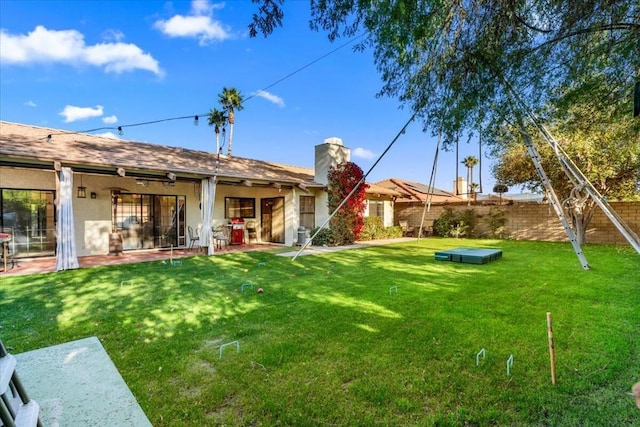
353;147;376;160
0;26;163;76
154;0;231;45
59;105;104;123
252;90;285;108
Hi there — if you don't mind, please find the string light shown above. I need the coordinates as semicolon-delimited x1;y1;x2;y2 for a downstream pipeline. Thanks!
33;33;366;142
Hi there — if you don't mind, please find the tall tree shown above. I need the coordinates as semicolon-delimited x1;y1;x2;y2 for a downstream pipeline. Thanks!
461;155;479;203
250;2;637;141
492;75;640;244
218;87;244;157
207;108;227;154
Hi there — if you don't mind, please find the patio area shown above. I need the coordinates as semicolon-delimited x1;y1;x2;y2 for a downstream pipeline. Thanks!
1;243;280;277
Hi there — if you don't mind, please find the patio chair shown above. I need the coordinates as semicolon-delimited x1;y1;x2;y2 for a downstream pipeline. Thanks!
399;220;415;237
245;221;257;243
212;225;230;249
187;226;199;250
0;340;42;425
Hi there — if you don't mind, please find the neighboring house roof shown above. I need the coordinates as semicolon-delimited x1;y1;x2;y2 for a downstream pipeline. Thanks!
375;178;463;203
365;182;403;199
0;121;321;187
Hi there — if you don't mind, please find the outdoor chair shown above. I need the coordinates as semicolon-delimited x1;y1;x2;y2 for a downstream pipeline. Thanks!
420;221;434;237
399;220;415;237
245;221;257;243
212;225;230;249
187;225;199;250
1;243;19;271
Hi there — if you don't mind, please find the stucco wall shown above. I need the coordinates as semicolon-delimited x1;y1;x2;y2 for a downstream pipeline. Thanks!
395;201;640;246
1;166;330;256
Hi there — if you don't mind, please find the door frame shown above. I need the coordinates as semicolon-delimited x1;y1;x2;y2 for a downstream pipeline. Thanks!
260;197;285;244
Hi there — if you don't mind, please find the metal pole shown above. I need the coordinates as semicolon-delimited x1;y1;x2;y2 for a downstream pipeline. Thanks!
504;76;640;256
418;128;441;239
547;312;557;385
292;113;417;261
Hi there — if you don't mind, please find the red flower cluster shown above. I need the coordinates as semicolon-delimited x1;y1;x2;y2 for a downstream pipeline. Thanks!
327;162;368;245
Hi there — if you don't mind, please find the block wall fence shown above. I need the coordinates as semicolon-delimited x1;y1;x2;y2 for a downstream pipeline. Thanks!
395;201;640;246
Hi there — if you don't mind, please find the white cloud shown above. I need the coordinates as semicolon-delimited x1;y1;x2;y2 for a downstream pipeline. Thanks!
154;0;231;45
353;147;376;160
24;100;37;107
59;105;104;123
252;90;285;108
102;29;125;42
0;26;163;76
96;131;120;139
102;115;118;124
191;0;221;15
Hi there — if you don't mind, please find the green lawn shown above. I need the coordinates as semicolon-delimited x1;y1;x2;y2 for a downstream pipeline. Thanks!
1;239;639;425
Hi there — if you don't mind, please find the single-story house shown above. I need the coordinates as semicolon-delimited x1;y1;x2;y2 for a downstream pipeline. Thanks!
3;121;405;265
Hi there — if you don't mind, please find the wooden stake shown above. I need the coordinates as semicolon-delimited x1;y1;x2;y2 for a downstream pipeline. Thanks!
547;312;557;385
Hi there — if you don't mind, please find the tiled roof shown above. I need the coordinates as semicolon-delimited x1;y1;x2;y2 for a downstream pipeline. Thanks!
365;182;403;197
0;121;320;186
374;178;464;203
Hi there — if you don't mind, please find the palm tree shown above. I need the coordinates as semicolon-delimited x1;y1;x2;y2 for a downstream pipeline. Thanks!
218;87;244;157
461;155;479;205
207;108;227;154
470;183;480;203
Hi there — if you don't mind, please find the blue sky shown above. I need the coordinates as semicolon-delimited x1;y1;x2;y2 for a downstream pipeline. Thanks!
0;0;496;193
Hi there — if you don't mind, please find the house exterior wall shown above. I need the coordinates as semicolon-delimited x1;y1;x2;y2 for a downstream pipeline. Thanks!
363;199;395;227
1;165;331;256
383;200;394;227
395;201;640;245
314;190;330;230
0;168;57;191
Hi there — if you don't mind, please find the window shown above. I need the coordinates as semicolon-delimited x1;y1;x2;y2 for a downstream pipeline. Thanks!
1;188;56;257
225;197;255;218
299;196;315;230
368;200;384;220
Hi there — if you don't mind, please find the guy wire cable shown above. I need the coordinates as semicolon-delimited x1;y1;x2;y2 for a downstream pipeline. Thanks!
291;111;417;261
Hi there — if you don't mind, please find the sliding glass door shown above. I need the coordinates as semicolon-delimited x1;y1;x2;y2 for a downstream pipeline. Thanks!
113;192;185;250
0;189;56;258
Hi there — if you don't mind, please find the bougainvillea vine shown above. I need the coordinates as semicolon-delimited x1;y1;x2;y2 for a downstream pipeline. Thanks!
327;161;368;245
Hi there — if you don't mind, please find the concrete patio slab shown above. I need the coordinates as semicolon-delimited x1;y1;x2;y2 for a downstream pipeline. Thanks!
14;336;151;427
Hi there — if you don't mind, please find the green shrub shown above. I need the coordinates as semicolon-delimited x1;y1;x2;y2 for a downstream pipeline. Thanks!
384;226;403;239
433;208;478;238
484;208;508;238
359;217;403;241
360;217;383;240
311;227;334;246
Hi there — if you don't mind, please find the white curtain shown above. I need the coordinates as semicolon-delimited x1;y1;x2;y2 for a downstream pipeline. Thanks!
56;167;79;271
200;177;216;255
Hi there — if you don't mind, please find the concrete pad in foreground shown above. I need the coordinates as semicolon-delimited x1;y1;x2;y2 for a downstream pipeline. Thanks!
14;336;152;426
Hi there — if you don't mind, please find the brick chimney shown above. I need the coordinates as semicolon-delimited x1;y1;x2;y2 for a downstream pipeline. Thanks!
314;137;350;185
